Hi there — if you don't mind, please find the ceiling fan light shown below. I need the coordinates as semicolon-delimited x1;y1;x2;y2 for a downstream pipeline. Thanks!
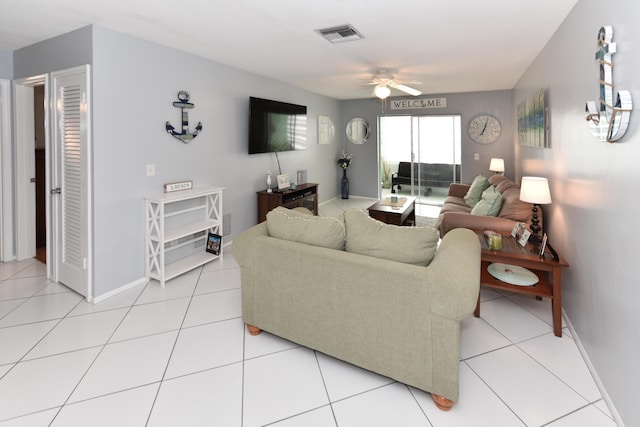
374;84;391;99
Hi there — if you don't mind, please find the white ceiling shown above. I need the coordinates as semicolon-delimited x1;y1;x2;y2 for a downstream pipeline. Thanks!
0;0;578;100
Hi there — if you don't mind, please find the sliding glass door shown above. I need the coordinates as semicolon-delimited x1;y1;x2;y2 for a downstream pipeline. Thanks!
380;114;461;205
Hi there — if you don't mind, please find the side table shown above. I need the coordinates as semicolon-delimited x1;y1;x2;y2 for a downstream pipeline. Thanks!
474;232;569;337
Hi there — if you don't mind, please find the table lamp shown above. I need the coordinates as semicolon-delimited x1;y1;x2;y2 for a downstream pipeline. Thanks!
519;176;551;243
489;158;505;175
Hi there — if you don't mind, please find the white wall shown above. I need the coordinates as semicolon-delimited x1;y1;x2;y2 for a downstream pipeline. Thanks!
514;1;639;425
341;90;515;198
90;26;341;296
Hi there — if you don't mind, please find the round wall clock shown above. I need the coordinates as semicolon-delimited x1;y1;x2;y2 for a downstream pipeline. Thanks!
468;115;502;144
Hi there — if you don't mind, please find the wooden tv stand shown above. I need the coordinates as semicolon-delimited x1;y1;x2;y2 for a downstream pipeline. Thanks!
257;183;318;223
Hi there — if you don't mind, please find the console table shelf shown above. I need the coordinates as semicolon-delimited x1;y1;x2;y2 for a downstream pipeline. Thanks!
257;183;318;222
145;186;224;287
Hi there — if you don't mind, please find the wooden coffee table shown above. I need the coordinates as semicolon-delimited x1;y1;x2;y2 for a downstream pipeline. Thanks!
474;232;569;337
368;196;416;226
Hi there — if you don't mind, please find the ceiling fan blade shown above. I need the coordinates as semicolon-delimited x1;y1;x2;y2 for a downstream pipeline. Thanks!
389;81;422;96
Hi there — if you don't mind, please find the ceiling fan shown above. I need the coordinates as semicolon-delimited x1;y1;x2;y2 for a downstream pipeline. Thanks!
366;69;422;99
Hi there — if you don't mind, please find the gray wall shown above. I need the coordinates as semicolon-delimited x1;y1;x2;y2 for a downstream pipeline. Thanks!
514;0;638;425
340;90;515;198
0;50;12;78
13;26;92;79
10;25;342;298
90;26;341;296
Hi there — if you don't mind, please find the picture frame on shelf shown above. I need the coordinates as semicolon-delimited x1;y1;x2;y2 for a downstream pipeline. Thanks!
277;174;290;190
539;233;548;257
297;169;307;185
511;222;526;240
518;229;531;247
206;233;222;255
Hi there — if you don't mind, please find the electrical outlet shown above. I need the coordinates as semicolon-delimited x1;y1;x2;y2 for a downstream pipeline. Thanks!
146;164;155;176
474;153;480;160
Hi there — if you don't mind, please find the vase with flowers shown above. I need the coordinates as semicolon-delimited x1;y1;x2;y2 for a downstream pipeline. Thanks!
337;150;353;199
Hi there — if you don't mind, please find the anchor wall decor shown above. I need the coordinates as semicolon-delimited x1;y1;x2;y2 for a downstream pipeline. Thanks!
585;26;632;143
166;90;203;143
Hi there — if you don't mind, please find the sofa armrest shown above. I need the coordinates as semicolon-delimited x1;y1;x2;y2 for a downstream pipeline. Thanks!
447;183;470;198
426;228;480;320
231;221;268;269
438;211;519;237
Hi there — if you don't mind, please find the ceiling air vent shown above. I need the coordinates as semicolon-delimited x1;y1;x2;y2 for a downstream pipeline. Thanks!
316;24;364;44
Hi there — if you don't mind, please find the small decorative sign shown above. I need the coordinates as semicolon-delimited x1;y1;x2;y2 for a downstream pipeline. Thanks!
164;180;193;193
277;174;290;190
389;97;447;110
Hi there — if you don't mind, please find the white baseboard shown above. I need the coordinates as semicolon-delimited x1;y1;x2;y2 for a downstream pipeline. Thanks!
89;276;148;304
563;309;624;426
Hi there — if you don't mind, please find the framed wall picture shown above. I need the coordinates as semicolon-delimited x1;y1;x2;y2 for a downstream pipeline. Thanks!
517;88;548;148
318;115;334;145
206;233;222;255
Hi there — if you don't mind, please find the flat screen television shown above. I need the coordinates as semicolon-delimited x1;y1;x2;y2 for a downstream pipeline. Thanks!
248;96;307;154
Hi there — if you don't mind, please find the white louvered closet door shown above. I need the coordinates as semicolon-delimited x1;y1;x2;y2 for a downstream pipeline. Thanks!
51;66;92;299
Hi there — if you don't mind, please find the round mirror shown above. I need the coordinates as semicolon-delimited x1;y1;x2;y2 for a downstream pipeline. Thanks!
346;118;370;144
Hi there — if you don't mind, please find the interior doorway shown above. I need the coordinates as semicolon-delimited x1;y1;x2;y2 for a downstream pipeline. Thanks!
34;85;46;263
379;114;461;205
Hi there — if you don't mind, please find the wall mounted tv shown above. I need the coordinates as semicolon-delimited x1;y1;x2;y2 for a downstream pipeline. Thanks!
248;96;308;154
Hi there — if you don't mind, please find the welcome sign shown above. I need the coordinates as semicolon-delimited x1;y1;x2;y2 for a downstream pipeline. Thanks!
389;97;447;110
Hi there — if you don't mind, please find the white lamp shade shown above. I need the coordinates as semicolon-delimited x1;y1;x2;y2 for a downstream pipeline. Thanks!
374;84;391;99
489;158;505;172
519;176;552;204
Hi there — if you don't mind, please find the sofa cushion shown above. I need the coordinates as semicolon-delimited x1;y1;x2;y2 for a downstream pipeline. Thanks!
495;178;519;194
266;207;345;250
343;209;439;266
488;174;508;188
463;175;490;208
471;185;503;216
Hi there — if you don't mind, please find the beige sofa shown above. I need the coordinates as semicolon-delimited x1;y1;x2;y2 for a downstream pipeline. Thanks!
232;207;480;410
436;174;538;237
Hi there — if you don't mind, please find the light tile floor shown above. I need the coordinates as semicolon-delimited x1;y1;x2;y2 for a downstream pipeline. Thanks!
0;198;618;426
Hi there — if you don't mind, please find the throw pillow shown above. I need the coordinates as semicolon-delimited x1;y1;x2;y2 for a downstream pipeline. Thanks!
266;207;345;250
471;185;503;216
499;187;533;222
343;209;439;266
463;174;490;208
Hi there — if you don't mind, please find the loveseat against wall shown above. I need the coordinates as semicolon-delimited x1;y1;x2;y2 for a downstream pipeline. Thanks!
232;207;480;410
391;162;461;194
436;174;538;237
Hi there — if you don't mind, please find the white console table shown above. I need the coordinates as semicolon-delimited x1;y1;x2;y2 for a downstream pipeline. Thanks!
145;186;223;287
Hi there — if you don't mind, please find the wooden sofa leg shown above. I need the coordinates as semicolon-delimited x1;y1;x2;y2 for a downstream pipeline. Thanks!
246;324;262;336
432;394;454;411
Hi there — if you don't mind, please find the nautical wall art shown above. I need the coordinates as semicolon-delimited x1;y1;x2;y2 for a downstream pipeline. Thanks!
166;90;203;143
585;26;632;143
518;89;547;148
